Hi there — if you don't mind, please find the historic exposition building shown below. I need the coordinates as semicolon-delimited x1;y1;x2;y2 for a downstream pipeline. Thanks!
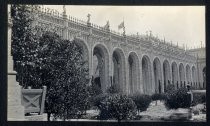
11;6;206;95
28;6;206;95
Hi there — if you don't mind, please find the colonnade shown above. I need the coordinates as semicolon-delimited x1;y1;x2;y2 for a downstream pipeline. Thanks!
77;39;201;95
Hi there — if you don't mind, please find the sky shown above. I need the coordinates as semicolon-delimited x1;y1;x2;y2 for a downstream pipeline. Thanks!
44;5;205;48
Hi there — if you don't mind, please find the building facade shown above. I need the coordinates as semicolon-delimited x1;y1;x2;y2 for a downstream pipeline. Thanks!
29;6;205;95
187;47;206;88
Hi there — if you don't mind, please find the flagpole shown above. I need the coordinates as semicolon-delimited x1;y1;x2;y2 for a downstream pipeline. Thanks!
123;17;125;36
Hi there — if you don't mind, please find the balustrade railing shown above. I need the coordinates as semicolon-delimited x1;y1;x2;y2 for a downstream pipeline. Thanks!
29;5;197;61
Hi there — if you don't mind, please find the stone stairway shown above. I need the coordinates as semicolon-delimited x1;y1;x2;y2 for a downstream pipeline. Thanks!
7;72;25;121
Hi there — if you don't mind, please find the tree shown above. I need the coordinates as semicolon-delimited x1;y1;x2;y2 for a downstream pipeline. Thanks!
38;33;89;120
11;5;41;88
11;5;90;121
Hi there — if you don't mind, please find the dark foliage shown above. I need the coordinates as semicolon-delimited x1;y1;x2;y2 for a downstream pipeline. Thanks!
164;88;191;109
191;93;206;106
87;84;103;97
151;93;167;101
98;94;137;120
165;84;175;93
130;93;152;112
106;84;120;94
88;93;108;108
11;5;89;120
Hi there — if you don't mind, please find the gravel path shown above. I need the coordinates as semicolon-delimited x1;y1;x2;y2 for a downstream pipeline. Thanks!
139;100;206;121
50;101;206;121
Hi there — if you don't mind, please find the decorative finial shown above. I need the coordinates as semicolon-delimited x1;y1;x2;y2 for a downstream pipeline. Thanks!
87;14;91;23
201;41;202;48
63;5;66;14
62;5;67;19
146;31;148;37
149;30;152;37
123;25;125;36
104;20;110;31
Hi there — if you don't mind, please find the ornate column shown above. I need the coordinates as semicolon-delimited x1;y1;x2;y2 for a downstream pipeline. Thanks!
7;5;25;121
161;60;165;93
87;21;93;86
108;32;112;89
151;61;155;94
125;55;130;95
139;54;144;94
177;64;180;89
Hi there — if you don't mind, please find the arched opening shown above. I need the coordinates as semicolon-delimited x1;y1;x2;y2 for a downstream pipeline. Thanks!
128;52;139;94
112;48;126;92
163;60;171;90
142;55;152;94
179;63;185;87
172;62;178;89
153;57;162;93
203;66;206;88
92;44;109;92
186;65;191;84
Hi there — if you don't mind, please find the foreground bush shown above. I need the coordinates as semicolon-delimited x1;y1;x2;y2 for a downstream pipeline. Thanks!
87;84;103;97
192;93;206;106
151;93;167;101
88;93;108;108
164;88;191;109
98;94;137;120
130;93;152;112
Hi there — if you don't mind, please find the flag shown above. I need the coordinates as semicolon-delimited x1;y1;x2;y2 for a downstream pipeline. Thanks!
118;21;124;30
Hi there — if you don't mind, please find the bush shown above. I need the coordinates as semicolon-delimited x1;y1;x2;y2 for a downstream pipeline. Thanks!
88;93;108;108
151;93;167;101
87;84;103;97
130;93;152;112
98;94;137;120
106;85;120;94
165;84;175;93
192;93;206;106
164;88;191;109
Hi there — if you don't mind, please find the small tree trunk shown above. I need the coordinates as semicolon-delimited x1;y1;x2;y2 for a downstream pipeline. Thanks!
47;113;51;121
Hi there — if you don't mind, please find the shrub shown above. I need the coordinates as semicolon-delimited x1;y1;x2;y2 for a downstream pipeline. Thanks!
106;85;120;94
89;93;108;108
87;84;102;97
98;94;137;120
165;84;175;93
151;93;167;101
130;93;152;112
192;93;206;106
164;88;191;109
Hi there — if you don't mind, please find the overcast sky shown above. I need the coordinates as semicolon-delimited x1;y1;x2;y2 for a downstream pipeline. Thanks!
44;5;205;48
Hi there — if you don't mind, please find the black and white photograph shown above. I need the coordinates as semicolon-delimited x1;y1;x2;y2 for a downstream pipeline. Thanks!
7;4;206;122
